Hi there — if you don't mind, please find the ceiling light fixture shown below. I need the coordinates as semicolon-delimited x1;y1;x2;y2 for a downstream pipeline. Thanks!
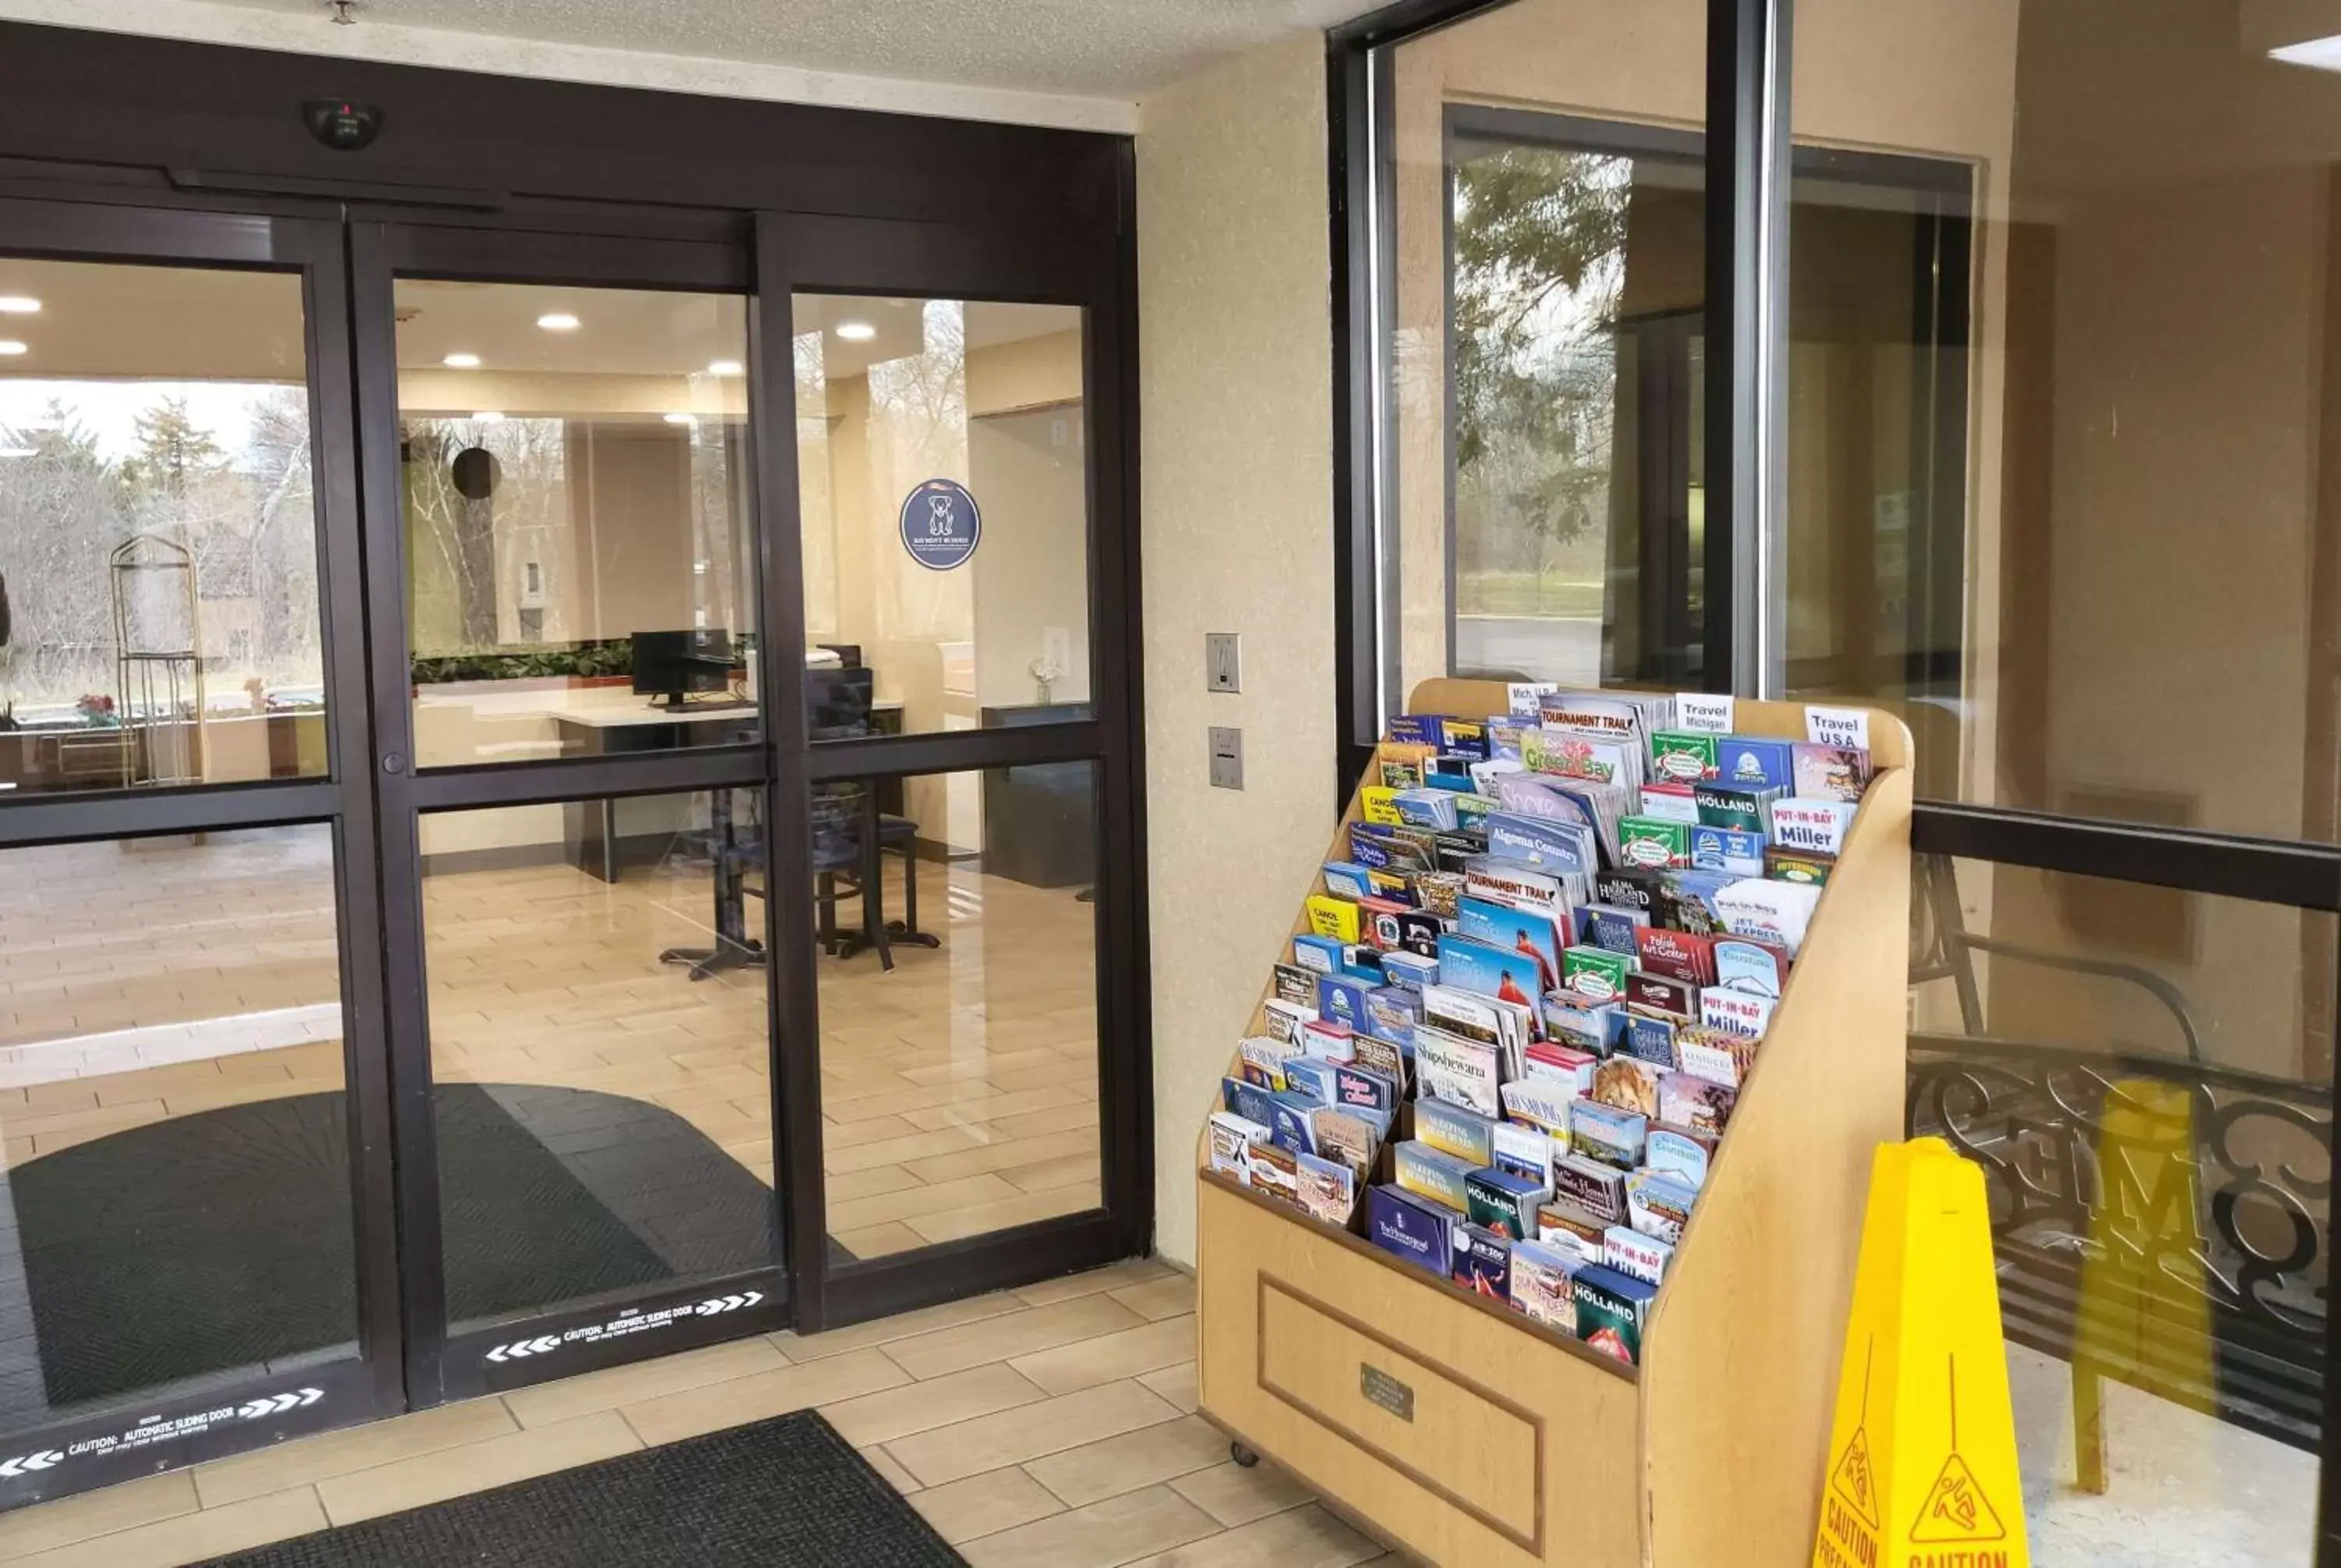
2270;34;2341;69
536;312;581;332
470;411;506;424
0;342;26;357
707;359;744;376
442;352;481;369
663;412;698;426
834;321;877;342
0;297;38;315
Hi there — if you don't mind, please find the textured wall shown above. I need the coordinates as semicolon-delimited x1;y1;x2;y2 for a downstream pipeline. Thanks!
0;0;1141;130
1136;35;1337;1265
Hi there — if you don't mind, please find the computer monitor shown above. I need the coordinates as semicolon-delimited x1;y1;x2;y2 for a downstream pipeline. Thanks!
631;629;734;710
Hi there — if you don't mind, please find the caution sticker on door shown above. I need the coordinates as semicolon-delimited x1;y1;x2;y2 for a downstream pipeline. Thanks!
483;1290;766;1366
1;1384;326;1481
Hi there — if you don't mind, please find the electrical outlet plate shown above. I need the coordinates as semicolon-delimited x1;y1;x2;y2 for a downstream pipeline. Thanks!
1208;725;1243;789
1206;632;1242;694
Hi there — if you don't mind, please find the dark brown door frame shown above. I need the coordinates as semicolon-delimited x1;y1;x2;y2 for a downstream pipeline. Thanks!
0;194;403;1508
0;17;1149;1503
754;205;1153;1336
346;216;795;1407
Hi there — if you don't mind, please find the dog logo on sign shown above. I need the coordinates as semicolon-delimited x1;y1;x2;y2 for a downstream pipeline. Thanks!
899;479;982;571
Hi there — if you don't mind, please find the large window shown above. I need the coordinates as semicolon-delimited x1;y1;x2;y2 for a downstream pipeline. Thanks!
1434;105;1970;739
1381;0;1708;699
1344;1;2341;1563
1444;112;1706;689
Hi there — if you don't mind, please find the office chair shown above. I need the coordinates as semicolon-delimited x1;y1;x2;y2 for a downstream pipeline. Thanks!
812;779;893;969
804;662;937;959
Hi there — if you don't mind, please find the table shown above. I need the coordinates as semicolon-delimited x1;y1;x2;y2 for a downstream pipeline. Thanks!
414;683;908;976
552;703;758;883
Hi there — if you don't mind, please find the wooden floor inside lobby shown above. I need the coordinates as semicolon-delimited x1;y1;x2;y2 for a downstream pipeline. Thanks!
0;1258;1398;1567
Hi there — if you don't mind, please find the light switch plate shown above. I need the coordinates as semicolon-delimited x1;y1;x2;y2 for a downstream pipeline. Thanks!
1206;632;1242;694
1208;725;1244;790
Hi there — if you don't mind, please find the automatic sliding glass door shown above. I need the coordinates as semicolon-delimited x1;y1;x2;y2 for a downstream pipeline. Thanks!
346;225;792;1403
0;199;400;1503
757;213;1150;1332
0;194;1153;1495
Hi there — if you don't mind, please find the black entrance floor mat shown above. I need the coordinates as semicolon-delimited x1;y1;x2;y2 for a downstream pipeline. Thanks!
198;1410;965;1568
11;1082;783;1407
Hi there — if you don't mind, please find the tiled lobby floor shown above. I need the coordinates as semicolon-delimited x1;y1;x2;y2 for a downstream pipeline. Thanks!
0;1259;1399;1568
0;828;1101;1261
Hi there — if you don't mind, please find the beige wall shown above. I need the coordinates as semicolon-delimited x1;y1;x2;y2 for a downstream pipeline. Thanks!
564;424;697;643
1136;34;1338;1265
970;406;1091;710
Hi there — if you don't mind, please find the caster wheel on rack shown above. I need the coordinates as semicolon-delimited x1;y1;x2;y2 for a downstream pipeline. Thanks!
1230;1442;1260;1469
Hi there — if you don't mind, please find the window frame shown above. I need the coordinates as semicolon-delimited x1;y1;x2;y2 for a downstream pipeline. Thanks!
1328;2;2341;1559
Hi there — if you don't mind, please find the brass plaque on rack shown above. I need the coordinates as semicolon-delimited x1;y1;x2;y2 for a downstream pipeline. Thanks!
1361;1364;1415;1422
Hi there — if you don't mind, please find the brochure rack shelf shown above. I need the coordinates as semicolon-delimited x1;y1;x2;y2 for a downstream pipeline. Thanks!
1194;679;1912;1567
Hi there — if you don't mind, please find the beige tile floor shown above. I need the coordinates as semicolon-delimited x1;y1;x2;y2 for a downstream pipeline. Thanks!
0;1258;1403;1568
0;825;1102;1258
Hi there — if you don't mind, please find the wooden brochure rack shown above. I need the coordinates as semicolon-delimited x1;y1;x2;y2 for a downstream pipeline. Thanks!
1195;680;1913;1567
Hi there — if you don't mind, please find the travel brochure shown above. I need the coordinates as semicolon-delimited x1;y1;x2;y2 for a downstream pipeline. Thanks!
1209;688;1877;1367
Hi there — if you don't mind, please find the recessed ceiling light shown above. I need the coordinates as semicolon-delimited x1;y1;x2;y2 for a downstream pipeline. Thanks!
2272;34;2341;70
834;321;877;342
470;411;506;424
0;341;26;357
536;312;581;332
0;297;37;315
442;352;481;369
707;359;744;376
663;412;698;426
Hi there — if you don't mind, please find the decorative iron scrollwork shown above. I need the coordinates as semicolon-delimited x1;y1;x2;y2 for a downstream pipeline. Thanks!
1907;1035;2330;1338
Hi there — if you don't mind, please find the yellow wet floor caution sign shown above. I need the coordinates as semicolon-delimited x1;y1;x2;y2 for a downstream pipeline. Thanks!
1813;1137;2029;1568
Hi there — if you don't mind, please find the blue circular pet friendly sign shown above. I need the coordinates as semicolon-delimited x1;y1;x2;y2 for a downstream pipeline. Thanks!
899;478;982;570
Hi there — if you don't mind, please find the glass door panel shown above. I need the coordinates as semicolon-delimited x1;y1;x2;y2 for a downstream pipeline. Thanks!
765;211;1139;1329
808;763;1103;1260
357;223;783;1396
392;279;760;770
790;294;1092;737
0;257;329;793
0;826;358;1435
0;201;396;1501
419;788;782;1333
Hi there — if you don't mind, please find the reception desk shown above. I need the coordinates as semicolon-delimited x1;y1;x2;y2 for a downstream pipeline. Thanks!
979;702;1095;889
554;704;758;882
410;679;901;880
